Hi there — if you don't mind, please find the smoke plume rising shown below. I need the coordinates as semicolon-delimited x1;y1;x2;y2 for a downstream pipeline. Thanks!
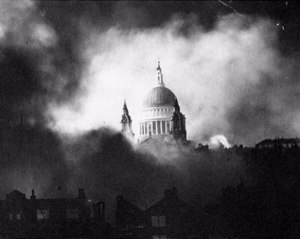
0;1;299;223
61;128;247;221
48;13;299;146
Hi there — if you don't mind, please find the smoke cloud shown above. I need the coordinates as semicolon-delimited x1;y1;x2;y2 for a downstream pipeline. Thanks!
0;0;76;199
0;0;299;223
60;128;247;221
209;134;232;149
48;13;299;146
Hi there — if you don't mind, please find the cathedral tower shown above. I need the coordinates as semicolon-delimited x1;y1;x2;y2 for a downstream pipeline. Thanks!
170;99;186;141
120;101;134;139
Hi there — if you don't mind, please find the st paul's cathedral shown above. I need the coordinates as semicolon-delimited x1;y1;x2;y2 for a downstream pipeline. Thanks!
120;62;187;144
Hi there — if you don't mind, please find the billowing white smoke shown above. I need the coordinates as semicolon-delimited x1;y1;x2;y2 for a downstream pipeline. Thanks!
48;14;298;145
209;134;231;149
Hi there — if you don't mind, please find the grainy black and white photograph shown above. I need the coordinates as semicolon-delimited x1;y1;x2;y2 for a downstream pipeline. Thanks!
0;0;299;238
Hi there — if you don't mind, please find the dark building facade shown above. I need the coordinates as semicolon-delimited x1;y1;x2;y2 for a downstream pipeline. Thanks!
113;195;146;239
113;188;200;239
0;188;109;238
145;188;199;239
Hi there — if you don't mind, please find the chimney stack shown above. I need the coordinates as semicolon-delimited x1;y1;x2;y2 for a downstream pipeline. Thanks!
78;188;86;199
30;189;36;200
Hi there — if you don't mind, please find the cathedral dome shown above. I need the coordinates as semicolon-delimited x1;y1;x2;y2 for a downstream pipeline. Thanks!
137;61;187;143
143;86;177;108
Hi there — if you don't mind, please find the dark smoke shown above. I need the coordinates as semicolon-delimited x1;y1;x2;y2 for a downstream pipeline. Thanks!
59;128;247;221
0;0;82;199
227;55;300;145
0;48;39;122
0;124;69;198
0;1;298;224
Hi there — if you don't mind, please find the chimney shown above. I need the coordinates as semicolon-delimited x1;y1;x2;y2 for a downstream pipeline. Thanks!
30;189;36;200
78;188;86;199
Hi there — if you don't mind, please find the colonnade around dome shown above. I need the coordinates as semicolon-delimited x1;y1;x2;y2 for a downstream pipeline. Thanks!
139;120;172;136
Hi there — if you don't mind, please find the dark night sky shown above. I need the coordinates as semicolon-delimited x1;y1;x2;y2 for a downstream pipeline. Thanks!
38;1;300;53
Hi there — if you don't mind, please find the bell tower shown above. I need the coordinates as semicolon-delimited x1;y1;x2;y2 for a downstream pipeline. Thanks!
120;100;134;139
170;98;187;142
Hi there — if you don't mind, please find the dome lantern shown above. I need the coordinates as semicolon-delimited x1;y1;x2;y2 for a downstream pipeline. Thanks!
156;60;164;87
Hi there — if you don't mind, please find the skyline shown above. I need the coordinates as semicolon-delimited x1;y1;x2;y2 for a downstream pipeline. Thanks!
0;1;299;146
0;1;299;230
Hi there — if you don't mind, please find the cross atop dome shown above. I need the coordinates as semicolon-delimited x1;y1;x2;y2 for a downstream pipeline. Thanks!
156;60;164;87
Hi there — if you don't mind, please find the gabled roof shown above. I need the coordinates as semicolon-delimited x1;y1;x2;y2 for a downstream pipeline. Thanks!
6;189;26;200
147;196;193;213
146;188;194;214
116;195;144;214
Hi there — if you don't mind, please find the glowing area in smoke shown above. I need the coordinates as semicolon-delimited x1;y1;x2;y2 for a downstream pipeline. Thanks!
209;135;231;149
47;15;293;144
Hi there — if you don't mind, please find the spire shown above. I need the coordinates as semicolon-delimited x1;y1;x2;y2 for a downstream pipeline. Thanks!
156;60;164;86
123;100;128;114
121;100;131;124
120;100;134;139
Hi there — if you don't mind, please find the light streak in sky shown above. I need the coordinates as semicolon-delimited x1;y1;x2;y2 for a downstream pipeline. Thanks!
218;0;241;16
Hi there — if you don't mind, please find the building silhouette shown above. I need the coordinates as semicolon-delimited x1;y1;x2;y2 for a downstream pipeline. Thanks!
113;195;146;239
255;137;300;150
112;187;201;239
121;62;187;144
0;188;109;238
